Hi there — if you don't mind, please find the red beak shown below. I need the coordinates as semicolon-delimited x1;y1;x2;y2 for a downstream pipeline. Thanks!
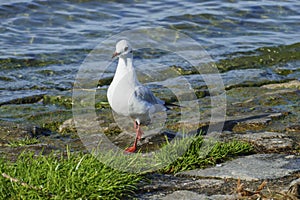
112;52;120;59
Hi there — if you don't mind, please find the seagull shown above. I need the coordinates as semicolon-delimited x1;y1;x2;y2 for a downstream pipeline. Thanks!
107;39;166;153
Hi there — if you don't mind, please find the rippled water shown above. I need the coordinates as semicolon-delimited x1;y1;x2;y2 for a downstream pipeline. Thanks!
0;0;299;108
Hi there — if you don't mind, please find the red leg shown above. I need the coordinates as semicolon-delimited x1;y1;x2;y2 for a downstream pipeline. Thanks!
124;136;138;153
124;120;143;153
136;123;143;140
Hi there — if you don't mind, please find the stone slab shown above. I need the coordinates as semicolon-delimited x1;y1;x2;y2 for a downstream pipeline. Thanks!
178;154;300;181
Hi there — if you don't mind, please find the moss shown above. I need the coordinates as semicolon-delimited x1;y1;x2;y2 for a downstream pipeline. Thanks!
97;77;113;87
0;76;14;81
95;101;110;109
0;95;44;106
103;125;122;136
226;79;294;90
156;43;300;76
195;90;209;98
274;68;295;76
42;121;63;133
27;110;73;136
36;69;56;76
170;65;198;75
232;123;267;133
43;95;72;109
216;42;300;72
0;49;89;70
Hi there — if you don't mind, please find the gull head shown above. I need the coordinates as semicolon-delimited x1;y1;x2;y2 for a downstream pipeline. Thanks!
112;39;133;59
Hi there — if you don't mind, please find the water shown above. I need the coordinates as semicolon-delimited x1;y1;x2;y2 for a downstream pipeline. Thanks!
0;0;299;115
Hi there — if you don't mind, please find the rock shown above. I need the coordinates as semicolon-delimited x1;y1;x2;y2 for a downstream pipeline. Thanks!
268;112;286;120
234;131;294;152
97;76;113;87
141;177;224;192
112;131;134;147
232;113;283;132
30;126;52;137
161;190;238;200
208;194;239;200
223;69;283;89
0;93;45;106
162;190;205;200
261;80;300;89
103;123;122;135
177;154;300;181
232;118;270;132
58;118;76;134
230;112;287;133
286;125;300;132
43;95;72;109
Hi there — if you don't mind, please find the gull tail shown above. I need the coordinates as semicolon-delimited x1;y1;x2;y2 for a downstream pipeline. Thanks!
164;101;182;109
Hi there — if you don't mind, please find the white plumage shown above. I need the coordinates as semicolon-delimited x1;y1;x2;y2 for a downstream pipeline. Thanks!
107;39;166;152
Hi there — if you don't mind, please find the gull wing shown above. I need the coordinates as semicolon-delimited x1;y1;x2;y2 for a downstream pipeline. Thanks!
133;85;165;106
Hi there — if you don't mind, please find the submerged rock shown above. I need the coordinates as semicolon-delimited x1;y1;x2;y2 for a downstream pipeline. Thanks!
234;131;294;152
0;93;44;106
222;112;288;133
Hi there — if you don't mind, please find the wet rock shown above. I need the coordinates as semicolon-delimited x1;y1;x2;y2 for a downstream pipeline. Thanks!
232;117;270;132
0;122;50;140
177;154;300;181
226;84;299;120
112;131;134;148
0;93;44;106
58;118;76;135
234;131;294;152
97;76;113;87
30;126;52;137
190;69;284;91
103;123;122;136
43;95;72;109
286;125;300;132
230;113;286;133
222;112;286;133
261;80;300;89
0;122;56;159
223;69;283;89
268;112;287;120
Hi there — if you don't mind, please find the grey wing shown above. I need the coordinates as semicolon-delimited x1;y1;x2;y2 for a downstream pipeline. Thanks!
134;85;165;105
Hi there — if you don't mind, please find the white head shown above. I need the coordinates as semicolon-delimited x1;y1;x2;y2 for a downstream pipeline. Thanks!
112;39;133;59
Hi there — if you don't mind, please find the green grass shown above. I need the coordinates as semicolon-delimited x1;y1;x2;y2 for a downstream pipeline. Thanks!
0;136;254;199
161;136;254;173
0;149;142;200
6;137;39;147
94;135;254;174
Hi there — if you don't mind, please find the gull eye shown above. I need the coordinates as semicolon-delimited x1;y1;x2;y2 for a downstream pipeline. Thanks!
124;47;128;51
